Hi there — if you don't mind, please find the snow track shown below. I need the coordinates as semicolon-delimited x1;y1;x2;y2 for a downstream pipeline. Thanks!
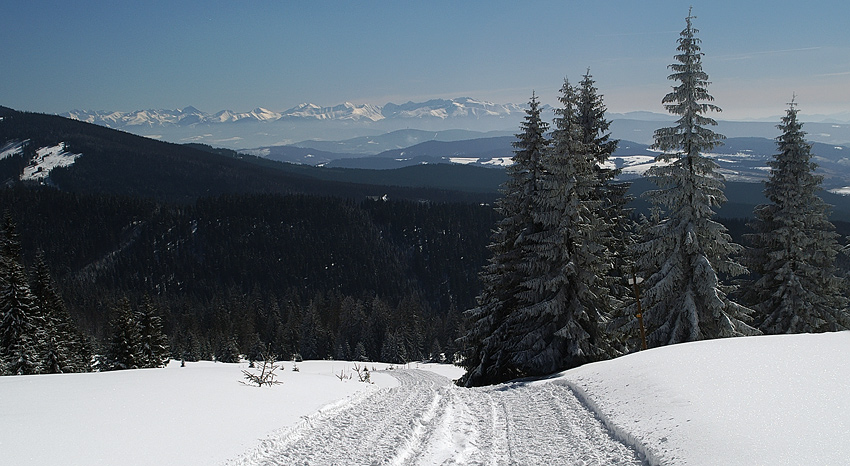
226;369;644;466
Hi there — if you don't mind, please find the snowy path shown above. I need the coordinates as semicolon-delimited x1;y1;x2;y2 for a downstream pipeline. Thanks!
226;369;644;466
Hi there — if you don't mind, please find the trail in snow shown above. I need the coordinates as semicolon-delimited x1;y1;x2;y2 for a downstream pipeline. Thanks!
226;369;644;466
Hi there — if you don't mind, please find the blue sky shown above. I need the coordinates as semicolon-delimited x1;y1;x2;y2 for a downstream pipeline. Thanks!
3;1;848;120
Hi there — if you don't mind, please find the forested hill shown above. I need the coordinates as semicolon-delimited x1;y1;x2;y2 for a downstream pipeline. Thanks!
0;107;501;204
2;186;497;363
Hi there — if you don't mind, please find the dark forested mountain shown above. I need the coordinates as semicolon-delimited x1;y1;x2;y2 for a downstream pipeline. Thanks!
0;107;500;204
1;186;497;363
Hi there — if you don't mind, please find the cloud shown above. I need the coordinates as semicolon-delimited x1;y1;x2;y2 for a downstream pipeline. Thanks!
716;47;822;61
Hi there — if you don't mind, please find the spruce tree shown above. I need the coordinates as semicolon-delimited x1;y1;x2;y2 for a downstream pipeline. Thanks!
632;9;757;346
458;93;549;387
104;299;142;370
137;298;170;368
0;218;43;375
31;253;91;373
0;262;41;375
744;100;850;333
576;70;636;351
507;78;614;375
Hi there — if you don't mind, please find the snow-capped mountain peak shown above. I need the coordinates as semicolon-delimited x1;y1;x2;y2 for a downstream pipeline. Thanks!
59;98;527;129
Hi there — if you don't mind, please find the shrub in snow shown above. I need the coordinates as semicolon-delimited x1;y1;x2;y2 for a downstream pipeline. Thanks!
240;354;282;387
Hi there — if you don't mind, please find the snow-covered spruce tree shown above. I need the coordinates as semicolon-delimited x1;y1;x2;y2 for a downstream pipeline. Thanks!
137;298;171;368
505;78;617;375
31;253;91;373
0;218;44;375
632;10;757;346
576;70;636;350
0;259;42;375
743;100;850;333
103;299;142;371
458;93;549;387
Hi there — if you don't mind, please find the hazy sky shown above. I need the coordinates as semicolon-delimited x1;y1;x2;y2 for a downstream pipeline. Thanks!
3;0;848;120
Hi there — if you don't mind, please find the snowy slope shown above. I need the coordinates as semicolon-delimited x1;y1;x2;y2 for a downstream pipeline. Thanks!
561;332;850;466
0;139;26;160
21;142;81;180
0;360;396;466
1;333;848;465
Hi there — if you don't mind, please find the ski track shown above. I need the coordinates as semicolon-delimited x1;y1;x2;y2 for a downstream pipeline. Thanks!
226;369;644;466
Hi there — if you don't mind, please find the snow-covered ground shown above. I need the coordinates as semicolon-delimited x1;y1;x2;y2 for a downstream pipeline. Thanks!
1;332;848;465
561;331;850;466
22;142;81;180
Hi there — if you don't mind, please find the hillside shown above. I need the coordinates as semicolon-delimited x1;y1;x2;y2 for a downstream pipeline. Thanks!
0;107;498;204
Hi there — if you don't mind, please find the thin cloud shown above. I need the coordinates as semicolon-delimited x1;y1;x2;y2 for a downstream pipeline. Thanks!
814;70;850;77
717;47;822;61
595;30;679;38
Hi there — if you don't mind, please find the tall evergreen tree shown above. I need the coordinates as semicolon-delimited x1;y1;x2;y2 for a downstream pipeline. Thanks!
0;260;42;375
31;253;91;373
507;78;614;375
104;299;142;371
743;100;850;333
576;70;635;350
0;217;43;375
137;298;170;368
458;93;549;387
631;9;757;346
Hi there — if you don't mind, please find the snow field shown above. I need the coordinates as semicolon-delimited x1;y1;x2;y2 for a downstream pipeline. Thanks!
560;331;850;466
0;360;396;466
2;333;848;465
22;142;81;180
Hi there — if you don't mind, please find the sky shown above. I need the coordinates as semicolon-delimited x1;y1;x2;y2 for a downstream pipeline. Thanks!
3;0;849;120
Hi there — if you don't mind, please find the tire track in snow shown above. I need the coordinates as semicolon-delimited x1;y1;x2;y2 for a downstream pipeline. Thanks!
226;369;644;466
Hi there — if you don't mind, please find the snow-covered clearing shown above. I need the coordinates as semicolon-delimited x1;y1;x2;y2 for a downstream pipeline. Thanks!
22;142;81;180
1;332;848;465
0;139;26;160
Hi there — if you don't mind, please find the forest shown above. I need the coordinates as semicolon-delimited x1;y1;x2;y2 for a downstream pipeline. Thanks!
0;186;497;372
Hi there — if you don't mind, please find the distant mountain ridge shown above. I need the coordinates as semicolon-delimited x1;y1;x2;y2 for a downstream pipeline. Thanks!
61;97;527;128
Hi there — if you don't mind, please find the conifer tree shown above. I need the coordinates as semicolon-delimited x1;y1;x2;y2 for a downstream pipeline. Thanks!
632;9;757;346
459;93;549;387
0;218;43;375
137;298;170;368
506;79;615;375
0;262;42;375
576;70;635;350
31;253;91;372
104;299;142;370
744;100;850;333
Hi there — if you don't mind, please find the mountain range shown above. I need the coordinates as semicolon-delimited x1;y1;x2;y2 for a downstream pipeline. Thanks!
6;106;850;221
58;98;850;151
61;98;526;128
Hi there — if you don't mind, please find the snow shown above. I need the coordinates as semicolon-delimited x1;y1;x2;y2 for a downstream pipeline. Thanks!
0;360;396;466
0;139;26;160
560;332;850;466
448;157;479;165
481;157;514;167
2;333;848;465
828;186;850;195
21;142;81;180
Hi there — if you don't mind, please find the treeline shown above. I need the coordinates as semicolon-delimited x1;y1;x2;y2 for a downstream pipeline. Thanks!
0;186;497;371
